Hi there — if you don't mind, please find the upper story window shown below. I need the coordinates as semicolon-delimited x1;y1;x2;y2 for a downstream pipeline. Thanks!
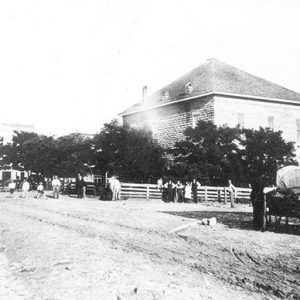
237;113;244;128
185;82;193;95
162;90;169;101
296;119;300;142
268;116;274;130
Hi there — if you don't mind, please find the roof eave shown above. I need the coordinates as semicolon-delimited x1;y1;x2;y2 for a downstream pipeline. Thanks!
119;91;300;117
119;92;214;117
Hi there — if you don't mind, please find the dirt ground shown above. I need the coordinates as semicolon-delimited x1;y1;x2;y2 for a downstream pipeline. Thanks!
0;191;299;300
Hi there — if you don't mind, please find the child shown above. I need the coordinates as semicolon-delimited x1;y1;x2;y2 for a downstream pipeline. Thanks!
8;179;16;197
37;182;45;199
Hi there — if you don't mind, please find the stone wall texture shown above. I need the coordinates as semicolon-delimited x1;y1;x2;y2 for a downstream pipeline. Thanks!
123;96;214;148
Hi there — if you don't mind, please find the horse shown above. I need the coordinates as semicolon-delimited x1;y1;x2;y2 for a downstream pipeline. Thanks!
107;177;121;200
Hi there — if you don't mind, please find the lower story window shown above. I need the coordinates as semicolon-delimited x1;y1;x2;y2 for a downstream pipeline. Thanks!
268;116;274;130
297;119;300;142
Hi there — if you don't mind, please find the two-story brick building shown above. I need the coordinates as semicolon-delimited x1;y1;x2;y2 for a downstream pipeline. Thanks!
120;59;300;156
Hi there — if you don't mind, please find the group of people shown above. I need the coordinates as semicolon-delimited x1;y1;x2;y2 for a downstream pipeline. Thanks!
49;174;86;199
5;178;46;198
157;178;237;204
4;174;88;200
157;178;201;203
47;174;85;199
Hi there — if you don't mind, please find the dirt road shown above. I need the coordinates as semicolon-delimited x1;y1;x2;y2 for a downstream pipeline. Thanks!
0;192;299;299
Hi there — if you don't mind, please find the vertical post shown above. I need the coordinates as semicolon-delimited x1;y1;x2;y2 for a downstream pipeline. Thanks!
262;195;266;231
204;186;207;202
105;171;108;188
146;184;150;200
224;187;227;205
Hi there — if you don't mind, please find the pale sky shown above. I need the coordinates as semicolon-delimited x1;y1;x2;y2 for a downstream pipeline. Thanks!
0;0;299;136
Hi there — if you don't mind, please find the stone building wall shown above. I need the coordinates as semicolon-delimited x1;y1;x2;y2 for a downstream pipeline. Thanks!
123;96;214;148
214;96;300;143
214;96;300;159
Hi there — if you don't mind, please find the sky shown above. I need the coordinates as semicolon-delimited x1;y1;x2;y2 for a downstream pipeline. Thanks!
0;0;299;136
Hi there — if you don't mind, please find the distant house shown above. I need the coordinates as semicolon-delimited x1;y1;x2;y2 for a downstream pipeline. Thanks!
0;123;35;146
119;58;300;156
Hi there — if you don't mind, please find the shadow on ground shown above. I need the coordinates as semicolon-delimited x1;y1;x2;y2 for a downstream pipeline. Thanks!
161;210;300;235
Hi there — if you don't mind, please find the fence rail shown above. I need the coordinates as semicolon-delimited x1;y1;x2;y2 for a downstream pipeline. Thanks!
120;183;251;203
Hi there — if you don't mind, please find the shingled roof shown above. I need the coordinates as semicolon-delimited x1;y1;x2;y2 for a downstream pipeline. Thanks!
120;58;300;115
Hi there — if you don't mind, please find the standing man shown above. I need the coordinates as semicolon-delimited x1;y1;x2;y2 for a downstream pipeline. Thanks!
192;178;201;203
175;180;184;203
52;176;61;199
228;179;236;208
76;174;85;198
22;178;30;198
164;179;175;202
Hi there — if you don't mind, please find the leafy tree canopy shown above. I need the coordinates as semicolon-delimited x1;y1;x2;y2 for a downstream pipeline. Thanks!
0;131;93;178
170;121;297;186
239;127;296;187
93;119;165;182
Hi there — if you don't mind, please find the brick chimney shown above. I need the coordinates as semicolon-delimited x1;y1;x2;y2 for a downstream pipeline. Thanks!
142;85;148;103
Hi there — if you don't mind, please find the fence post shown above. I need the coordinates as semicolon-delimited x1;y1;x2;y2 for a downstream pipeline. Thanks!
204;187;207;202
146;184;150;200
224;187;227;204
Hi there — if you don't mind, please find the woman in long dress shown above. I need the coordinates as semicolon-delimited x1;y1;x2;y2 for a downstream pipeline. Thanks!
184;182;192;203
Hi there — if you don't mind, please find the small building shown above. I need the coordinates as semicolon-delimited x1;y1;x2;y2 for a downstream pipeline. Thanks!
0;169;28;183
120;59;300;156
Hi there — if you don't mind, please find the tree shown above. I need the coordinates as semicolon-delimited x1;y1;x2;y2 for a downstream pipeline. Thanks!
20;135;58;177
170;121;297;188
170;121;241;185
0;131;39;170
0;131;94;178
238;127;297;228
55;134;94;177
93;120;165;182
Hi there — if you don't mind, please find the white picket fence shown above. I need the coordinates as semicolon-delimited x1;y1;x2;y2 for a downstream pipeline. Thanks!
120;182;251;203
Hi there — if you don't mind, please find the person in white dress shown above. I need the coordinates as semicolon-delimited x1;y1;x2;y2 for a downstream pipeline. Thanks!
184;182;192;203
22;179;30;198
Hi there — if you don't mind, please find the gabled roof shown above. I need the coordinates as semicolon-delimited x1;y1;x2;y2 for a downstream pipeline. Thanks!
120;58;300;116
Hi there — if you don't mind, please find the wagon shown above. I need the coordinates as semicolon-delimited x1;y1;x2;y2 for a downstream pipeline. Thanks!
263;166;300;231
